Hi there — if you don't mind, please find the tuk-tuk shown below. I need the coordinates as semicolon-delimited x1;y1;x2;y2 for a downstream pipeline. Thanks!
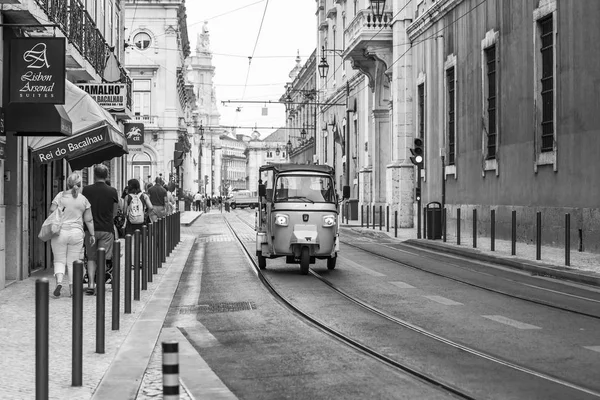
255;163;349;274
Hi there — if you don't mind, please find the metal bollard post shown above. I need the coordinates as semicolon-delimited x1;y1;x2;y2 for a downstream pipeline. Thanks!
490;209;495;252
142;225;148;290
565;213;571;266
148;223;154;282
72;261;83;386
473;209;477;248
511;210;516;256
536;211;542;261
153;221;159;274
366;205;369;228
394;210;398;238
386;205;389;233
379;205;382;230
161;218;167;264
96;248;106;354
134;230;141;300
442;208;447;242
112;242;120;331
124;234;132;314
166;214;171;257
423;207;427;239
36;278;49;400
162;341;180;400
361;205;364;227
457;208;461;246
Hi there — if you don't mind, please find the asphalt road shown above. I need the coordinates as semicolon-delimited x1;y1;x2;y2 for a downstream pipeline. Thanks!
142;209;600;399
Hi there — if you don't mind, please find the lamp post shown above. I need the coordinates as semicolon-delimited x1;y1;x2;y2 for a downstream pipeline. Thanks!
199;124;205;193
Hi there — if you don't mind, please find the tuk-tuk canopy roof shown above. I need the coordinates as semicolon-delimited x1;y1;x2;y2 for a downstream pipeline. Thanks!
259;163;335;176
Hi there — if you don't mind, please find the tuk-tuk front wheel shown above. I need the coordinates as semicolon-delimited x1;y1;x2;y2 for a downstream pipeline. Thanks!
257;252;267;269
327;255;337;270
300;247;310;275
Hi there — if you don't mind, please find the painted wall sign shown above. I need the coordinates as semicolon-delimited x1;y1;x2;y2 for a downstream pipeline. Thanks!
76;83;127;111
9;38;66;104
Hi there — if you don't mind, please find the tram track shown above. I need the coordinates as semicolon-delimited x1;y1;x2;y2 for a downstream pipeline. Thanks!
226;212;600;399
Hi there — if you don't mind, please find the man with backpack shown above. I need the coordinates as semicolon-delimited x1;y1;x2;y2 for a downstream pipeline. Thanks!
82;164;119;295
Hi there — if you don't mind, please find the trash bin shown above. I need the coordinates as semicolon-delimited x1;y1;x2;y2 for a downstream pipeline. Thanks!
426;201;442;239
348;199;359;220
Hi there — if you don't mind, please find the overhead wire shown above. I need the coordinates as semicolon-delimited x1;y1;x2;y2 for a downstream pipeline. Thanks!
240;0;270;101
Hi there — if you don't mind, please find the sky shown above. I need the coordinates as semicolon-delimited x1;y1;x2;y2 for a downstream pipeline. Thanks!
185;0;317;139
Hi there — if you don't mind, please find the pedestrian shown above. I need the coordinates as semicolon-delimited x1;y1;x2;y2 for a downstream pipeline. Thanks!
193;191;202;211
49;172;95;297
206;196;211;212
147;176;168;222
166;183;177;215
123;179;154;235
81;164;119;295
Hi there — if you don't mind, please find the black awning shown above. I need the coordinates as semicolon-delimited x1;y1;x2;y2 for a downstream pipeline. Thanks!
31;120;128;169
5;103;73;136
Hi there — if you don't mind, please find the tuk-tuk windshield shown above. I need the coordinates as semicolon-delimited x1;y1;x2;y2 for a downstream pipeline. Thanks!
274;175;335;203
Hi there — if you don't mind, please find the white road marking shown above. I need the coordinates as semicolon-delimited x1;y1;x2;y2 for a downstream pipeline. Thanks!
340;256;386;277
390;281;416;289
482;315;542;330
519;283;600;303
584;346;600;353
423;295;463;306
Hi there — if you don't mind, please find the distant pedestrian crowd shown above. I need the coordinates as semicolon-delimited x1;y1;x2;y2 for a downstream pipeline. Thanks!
192;192;229;213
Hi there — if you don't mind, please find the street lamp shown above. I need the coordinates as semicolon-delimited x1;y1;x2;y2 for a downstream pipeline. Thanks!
370;0;387;21
318;49;329;79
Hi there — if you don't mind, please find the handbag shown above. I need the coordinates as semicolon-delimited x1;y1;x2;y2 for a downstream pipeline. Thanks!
38;201;65;242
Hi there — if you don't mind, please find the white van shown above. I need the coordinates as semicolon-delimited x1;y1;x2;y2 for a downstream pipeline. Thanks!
230;189;258;209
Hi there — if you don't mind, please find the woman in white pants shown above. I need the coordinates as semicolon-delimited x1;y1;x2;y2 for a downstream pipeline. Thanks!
49;173;96;297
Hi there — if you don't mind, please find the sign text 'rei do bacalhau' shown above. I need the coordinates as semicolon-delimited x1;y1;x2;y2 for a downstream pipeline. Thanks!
35;129;107;163
9;38;66;104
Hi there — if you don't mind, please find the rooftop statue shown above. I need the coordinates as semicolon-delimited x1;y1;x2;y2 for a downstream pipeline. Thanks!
197;21;210;53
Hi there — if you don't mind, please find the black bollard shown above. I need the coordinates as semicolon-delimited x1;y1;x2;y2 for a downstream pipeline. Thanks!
147;223;153;283
72;261;83;386
112;242;120;331
491;209;495;252
565;213;571;266
36;278;49;400
423;207;427;239
511;210;516;256
457;208;461;246
366;205;369;229
152;221;158;274
361;205;364;227
379;205;382;231
536;211;542;261
162;341;180;400
386;205;389;233
124;234;132;314
134;230;141;300
373;205;376;230
394;210;398;238
161;218;166;264
142;225;148;290
442;208;447;242
473;209;477;248
166;214;171;257
96;248;106;354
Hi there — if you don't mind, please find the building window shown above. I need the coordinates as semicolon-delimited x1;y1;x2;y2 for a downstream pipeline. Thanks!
417;83;425;139
533;0;557;172
133;79;151;119
485;45;497;159
133;32;152;50
446;66;456;166
539;15;554;153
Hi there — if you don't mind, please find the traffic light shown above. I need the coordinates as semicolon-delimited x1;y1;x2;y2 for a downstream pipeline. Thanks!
410;137;424;167
415;187;421;202
173;150;184;167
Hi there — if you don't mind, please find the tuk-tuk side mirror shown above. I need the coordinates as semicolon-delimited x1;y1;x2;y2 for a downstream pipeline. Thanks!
342;185;350;200
258;184;266;197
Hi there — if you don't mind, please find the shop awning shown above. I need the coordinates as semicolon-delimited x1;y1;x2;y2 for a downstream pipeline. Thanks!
6;103;73;137
29;80;128;169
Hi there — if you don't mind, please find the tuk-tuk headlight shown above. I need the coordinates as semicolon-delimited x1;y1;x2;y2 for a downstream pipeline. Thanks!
322;215;336;227
275;214;289;226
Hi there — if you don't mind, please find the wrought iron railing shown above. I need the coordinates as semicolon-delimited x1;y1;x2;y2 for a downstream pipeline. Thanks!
121;68;132;112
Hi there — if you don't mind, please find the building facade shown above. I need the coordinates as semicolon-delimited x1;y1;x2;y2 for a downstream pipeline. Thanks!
124;0;196;193
0;0;131;289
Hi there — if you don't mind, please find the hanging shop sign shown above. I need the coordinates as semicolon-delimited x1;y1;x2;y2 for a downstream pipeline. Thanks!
9;37;66;104
76;83;127;111
124;122;144;153
0;141;5;160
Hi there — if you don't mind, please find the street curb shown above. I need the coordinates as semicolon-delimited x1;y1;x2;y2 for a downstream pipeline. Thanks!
404;239;600;288
181;212;203;227
91;236;196;400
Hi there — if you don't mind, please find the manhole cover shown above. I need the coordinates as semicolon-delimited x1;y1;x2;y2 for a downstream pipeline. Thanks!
177;302;257;314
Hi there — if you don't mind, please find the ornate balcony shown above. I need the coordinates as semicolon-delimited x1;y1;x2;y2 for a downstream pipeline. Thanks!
343;9;393;90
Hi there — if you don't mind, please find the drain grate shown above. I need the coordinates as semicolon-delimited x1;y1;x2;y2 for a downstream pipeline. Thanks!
177;302;257;314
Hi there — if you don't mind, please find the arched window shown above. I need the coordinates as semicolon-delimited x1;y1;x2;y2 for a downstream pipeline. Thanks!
132;152;153;189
